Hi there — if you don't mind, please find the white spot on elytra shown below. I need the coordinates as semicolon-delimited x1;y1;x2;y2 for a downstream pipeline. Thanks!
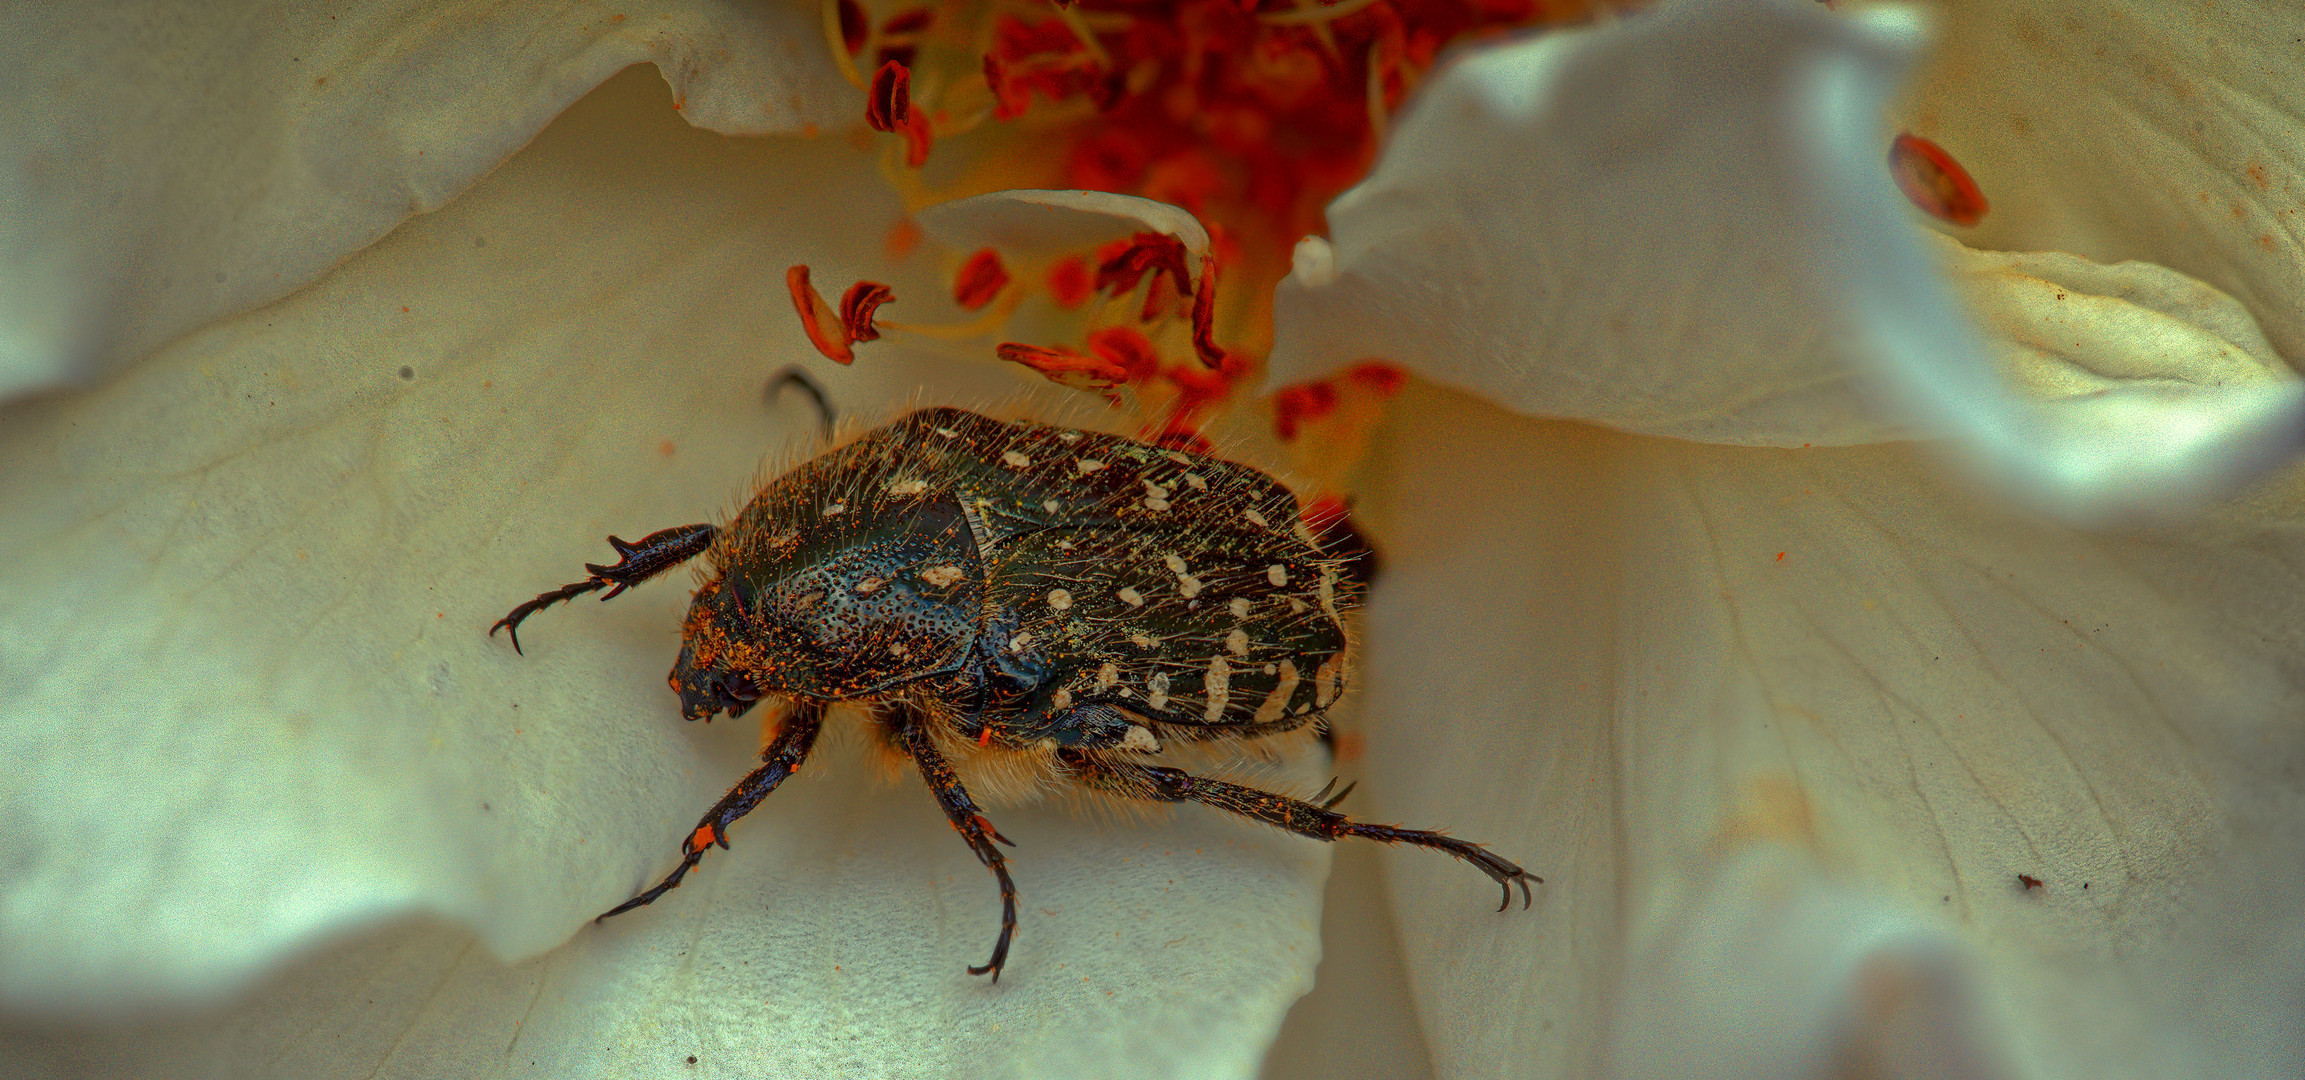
1164;451;1193;465
1148;672;1172;710
823;502;846;517
1096;662;1120;689
1051;687;1072;709
1254;659;1300;724
1058;430;1083;443
853;576;885;594
1117;586;1145;607
1129;631;1156;648
1225;628;1250;655
1267;564;1289;587
1001;450;1031;468
1042;499;1060;513
1230;597;1251;618
1288;597;1310;615
1118;725;1160;753
887;478;928;496
1184;473;1208;491
1009;632;1034;652
1244;508;1269;528
1047;588;1073;610
1203;656;1232;722
1076;458;1108;474
1177;575;1204;599
1314;652;1345;707
1163;554;1188;574
934;426;959;438
1319;567;1340;619
921;565;964;587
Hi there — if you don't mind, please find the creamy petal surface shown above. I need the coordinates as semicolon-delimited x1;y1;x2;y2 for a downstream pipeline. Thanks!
0;71;1327;1077
0;0;850;402
1356;386;2305;1078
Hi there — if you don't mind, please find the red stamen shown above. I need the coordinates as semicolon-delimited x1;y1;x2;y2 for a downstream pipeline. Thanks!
1889;133;1988;227
1048;256;1092;308
786;265;854;365
881;8;934;35
977;725;995;748
1088;326;1160;384
841;281;895;343
900;108;934;168
1095;232;1194;299
997;342;1130;394
953;249;1011;311
1274;380;1340;441
837;0;867;56
867;60;911;132
1345;361;1405;395
1189;256;1223;368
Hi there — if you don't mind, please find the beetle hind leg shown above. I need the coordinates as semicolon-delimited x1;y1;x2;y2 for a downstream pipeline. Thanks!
889;705;1020;983
491;522;718;653
1058;751;1540;911
597;703;827;921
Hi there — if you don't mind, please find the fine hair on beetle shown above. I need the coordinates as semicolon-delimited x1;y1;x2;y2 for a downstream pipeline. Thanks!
492;379;1538;982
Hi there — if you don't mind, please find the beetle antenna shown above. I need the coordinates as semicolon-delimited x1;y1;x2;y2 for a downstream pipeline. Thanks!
765;366;837;441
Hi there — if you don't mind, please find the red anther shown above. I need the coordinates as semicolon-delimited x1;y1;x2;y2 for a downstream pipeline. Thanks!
1890;133;1989;227
1189;255;1223;368
881;7;933;35
976;725;995;748
1345;361;1406;395
1274;380;1340;441
997;342;1131;394
1047;256;1092;308
787;265;855;365
984;16;1106;121
1095;232;1194;299
1087;326;1160;384
867;60;911;133
841;281;895;343
837;0;867;55
953;249;1011;311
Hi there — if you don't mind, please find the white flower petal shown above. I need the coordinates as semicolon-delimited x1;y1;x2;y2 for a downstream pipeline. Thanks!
1275;0;2305;523
1901;0;2305;362
0;0;850;403
0;741;1325;1079
1357;386;2305;1077
0;71;1326;1076
1267;0;1916;448
1613;847;2020;1080
1797;32;2305;525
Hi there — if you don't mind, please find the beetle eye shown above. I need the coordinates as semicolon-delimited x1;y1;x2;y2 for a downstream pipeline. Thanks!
721;672;760;702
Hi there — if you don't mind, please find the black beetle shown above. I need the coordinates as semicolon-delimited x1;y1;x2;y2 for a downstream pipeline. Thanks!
492;406;1538;981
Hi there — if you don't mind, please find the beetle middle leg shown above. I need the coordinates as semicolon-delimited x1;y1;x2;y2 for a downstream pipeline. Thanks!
887;704;1020;983
1057;751;1540;911
491;522;718;654
597;701;827;921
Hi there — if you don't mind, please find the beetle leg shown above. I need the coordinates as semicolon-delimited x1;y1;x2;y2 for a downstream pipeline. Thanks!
491;523;718;654
889;705;1020;983
597;702;827;921
1059;752;1541;911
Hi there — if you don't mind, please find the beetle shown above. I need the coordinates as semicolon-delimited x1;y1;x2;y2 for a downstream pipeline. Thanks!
492;406;1539;981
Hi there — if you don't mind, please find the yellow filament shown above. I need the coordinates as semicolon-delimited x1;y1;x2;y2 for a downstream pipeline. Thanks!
1047;1;1114;67
1259;0;1389;27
